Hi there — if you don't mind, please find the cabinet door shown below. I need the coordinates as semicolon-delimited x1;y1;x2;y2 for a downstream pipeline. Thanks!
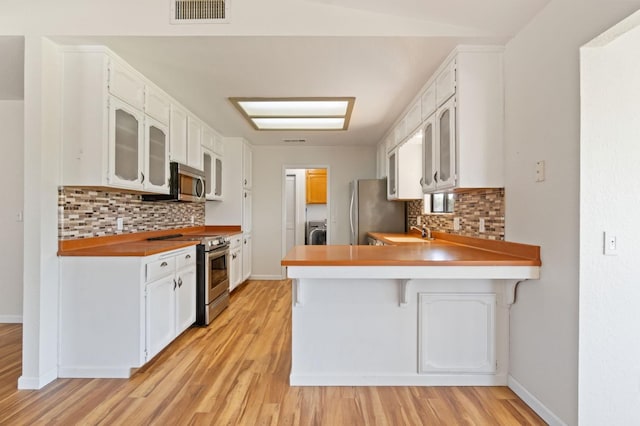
170;105;188;164
230;248;242;291
243;189;252;233
145;86;171;125
146;275;176;361
214;155;223;199
243;143;252;189
201;127;215;151
175;266;196;335
394;118;407;145
435;97;456;190
144;117;170;193
203;147;215;200
187;116;202;170
421;115;437;193
418;293;496;374
242;233;252;282
405;100;422;135
108;60;145;110
108;97;144;189
387;149;397;199
436;58;456;107
305;169;327;204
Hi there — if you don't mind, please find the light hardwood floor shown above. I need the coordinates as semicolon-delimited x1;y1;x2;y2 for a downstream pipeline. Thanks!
0;280;546;425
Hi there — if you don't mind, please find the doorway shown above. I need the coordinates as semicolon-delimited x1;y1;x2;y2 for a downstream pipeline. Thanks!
283;167;329;255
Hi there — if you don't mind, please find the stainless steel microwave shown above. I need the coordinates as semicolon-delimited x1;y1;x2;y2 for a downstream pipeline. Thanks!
142;162;205;202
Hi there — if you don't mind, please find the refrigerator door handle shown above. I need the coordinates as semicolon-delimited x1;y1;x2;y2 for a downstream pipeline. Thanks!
349;185;355;244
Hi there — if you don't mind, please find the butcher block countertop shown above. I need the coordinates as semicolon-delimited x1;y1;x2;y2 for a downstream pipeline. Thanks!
281;231;541;267
58;226;241;257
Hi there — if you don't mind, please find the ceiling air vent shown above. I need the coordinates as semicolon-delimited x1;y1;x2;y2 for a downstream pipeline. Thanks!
282;138;307;144
171;0;230;24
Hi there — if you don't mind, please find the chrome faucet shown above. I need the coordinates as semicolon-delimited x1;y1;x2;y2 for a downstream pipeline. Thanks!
410;225;432;239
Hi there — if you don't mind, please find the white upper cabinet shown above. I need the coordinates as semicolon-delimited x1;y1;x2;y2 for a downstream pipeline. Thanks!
170;104;188;165
421;83;436;121
144;116;170;193
387;129;423;200
405;100;422;136
435;58;456;107
242;143;252;189
108;59;145;110
187;116;203;170
60;45;224;193
381;46;504;195
145;85;171;125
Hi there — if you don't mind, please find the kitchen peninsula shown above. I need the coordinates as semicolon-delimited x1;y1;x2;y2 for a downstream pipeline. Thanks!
281;232;540;386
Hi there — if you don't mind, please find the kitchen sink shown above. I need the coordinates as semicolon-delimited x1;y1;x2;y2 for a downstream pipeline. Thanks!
385;236;432;243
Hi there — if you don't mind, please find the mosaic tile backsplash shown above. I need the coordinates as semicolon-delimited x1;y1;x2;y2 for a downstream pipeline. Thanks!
407;188;505;240
58;187;205;240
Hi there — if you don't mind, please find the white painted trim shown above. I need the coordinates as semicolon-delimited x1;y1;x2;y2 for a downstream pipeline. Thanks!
17;368;58;390
58;367;132;379
286;266;539;280
508;375;567;426
248;274;284;281
0;315;23;323
290;373;507;387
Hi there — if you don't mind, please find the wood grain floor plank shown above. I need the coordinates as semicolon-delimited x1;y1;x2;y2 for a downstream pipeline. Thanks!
0;280;546;425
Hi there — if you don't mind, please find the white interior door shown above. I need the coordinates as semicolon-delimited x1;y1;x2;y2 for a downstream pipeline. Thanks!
285;175;296;254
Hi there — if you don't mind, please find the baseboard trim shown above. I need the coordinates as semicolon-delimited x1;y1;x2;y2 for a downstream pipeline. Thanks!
58;367;132;379
249;274;285;280
291;373;507;387
0;315;23;323
17;368;58;390
508;375;567;426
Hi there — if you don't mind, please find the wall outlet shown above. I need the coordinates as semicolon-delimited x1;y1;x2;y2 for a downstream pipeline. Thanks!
453;217;461;231
603;232;617;255
190;215;195;225
416;215;422;226
116;217;123;231
479;218;485;233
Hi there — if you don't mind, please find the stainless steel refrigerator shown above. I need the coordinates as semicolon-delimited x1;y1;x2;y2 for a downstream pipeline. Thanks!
349;178;406;245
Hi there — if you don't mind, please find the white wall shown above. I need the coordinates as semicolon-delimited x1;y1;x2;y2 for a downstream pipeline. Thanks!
580;13;640;424
503;0;640;424
253;146;376;278
0;101;24;323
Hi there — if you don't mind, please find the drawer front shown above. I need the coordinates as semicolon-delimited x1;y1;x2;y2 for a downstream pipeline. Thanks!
176;250;196;270
146;257;176;283
230;234;242;250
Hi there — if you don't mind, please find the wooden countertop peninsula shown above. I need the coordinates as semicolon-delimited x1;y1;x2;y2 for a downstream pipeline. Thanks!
282;231;541;267
58;225;242;257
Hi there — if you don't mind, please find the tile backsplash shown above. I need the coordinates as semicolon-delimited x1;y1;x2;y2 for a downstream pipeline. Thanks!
407;188;505;240
58;187;205;240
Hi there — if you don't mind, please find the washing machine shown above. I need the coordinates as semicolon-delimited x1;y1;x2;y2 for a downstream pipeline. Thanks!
306;221;327;245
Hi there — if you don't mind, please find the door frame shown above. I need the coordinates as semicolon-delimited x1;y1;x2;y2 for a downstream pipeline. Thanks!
281;164;331;279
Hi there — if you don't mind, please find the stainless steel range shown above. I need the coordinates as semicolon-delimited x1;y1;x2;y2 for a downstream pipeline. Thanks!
149;233;230;325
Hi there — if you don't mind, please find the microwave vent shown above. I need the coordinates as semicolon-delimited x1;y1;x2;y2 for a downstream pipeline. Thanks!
171;0;229;23
282;138;307;144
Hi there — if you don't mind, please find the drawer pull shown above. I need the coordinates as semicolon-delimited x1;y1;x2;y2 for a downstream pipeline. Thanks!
160;261;168;267
185;254;191;259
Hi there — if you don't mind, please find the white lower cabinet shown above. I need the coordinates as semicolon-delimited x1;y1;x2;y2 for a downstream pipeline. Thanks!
418;293;496;374
229;233;243;291
242;233;252;282
59;246;196;378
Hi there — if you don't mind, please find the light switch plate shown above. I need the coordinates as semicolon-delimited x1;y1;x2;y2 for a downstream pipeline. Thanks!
453;217;460;231
116;217;124;231
536;160;546;182
479;218;485;233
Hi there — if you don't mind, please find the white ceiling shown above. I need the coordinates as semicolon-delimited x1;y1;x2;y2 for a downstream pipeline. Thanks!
37;0;551;146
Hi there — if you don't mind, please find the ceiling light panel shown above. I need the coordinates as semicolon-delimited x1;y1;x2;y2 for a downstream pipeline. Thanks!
229;97;355;131
238;100;349;117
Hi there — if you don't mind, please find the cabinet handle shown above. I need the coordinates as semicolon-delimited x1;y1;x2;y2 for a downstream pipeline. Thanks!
173;279;177;290
160;261;168;267
185;254;191;259
434;171;438;182
232;254;237;259
141;172;145;184
244;192;247;198
178;277;183;288
244;179;247;185
420;177;424;186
